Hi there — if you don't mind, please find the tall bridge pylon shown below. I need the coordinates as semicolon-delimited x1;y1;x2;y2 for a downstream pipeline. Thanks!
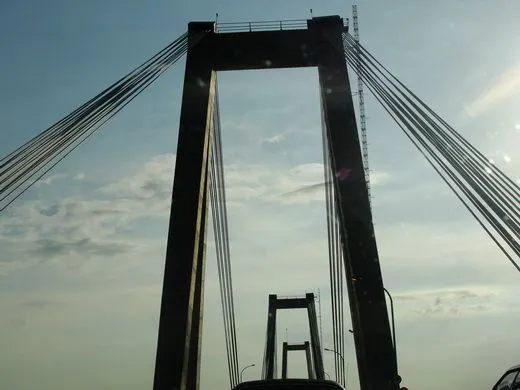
153;15;398;390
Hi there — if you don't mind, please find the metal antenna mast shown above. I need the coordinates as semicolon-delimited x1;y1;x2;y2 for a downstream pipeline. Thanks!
352;5;371;205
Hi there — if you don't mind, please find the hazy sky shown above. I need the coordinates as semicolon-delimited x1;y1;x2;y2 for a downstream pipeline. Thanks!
1;1;520;390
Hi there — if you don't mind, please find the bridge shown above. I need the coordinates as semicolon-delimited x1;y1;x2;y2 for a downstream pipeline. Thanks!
0;6;519;390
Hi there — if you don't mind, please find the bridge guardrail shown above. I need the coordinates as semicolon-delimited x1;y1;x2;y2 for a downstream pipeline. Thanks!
216;19;308;33
216;18;349;33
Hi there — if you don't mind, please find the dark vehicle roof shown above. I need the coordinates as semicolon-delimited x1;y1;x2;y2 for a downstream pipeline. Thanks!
233;379;344;390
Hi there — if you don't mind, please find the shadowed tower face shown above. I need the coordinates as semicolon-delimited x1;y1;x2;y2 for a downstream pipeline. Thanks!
153;15;397;390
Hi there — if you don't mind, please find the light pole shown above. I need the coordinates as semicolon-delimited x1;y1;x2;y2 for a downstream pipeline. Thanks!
324;347;345;387
240;363;255;382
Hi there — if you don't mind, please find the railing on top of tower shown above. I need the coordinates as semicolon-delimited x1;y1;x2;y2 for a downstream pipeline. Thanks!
215;17;349;33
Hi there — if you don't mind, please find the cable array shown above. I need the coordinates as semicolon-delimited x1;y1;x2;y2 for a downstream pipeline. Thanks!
0;32;192;212
320;93;346;387
210;78;240;388
343;33;520;271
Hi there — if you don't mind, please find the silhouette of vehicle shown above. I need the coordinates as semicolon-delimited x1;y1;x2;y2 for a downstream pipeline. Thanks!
493;365;520;390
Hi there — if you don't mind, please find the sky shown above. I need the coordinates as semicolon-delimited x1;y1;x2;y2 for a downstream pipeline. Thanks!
1;1;520;390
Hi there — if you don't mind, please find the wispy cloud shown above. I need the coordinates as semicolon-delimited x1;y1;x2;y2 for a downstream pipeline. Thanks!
464;64;520;117
394;286;502;318
0;155;328;273
0;155;177;274
279;169;393;201
260;134;285;144
0;151;484;278
35;173;68;187
99;153;175;206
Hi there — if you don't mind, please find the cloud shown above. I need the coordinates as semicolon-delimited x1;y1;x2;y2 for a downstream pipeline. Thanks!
30;237;131;258
226;161;393;205
0;149;497;280
22;300;61;309
35;173;67;187
1;144;514;302
261;134;285;144
0;154;321;273
0;156;175;274
278;169;393;202
464;64;520;117
0;198;144;274
99;153;175;208
393;286;502;318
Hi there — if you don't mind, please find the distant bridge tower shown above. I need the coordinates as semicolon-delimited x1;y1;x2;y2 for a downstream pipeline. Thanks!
262;293;324;381
281;341;315;379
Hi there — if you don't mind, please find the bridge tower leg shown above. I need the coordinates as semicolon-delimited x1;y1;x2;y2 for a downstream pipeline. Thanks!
153;22;215;390
281;342;289;379
263;294;278;380
306;293;324;380
309;17;399;390
304;341;315;379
